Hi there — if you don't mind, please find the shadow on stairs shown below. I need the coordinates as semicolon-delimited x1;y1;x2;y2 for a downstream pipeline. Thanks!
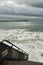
2;60;43;65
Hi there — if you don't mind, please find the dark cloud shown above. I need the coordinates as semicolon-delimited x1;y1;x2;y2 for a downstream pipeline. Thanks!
14;0;43;8
0;0;43;16
32;2;43;8
1;0;43;8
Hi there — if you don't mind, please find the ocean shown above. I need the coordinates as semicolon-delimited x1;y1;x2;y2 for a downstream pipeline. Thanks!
0;21;43;32
0;20;43;63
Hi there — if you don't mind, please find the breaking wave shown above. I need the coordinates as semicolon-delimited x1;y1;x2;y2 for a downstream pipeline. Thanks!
0;29;43;63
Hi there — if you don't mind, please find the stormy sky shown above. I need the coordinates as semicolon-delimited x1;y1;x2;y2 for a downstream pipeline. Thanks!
0;0;43;16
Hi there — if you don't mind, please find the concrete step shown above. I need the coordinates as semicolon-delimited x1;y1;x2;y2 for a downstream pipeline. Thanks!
2;60;43;65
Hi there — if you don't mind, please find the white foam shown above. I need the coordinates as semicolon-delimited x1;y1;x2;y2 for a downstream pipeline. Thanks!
0;29;43;63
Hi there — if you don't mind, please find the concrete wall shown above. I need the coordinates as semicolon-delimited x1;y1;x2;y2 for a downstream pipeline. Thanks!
0;43;8;64
0;42;28;64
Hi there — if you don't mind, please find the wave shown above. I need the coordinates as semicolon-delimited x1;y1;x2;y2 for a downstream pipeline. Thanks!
0;29;43;63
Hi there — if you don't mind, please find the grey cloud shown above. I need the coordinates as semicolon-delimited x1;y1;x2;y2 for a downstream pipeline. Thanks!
0;4;43;16
1;0;43;8
0;0;43;16
32;2;43;8
14;0;43;8
31;2;43;8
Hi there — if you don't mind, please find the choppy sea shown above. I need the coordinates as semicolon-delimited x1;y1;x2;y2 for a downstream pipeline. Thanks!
0;20;43;63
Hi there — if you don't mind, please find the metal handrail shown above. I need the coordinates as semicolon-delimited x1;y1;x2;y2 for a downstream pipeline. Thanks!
1;40;28;55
